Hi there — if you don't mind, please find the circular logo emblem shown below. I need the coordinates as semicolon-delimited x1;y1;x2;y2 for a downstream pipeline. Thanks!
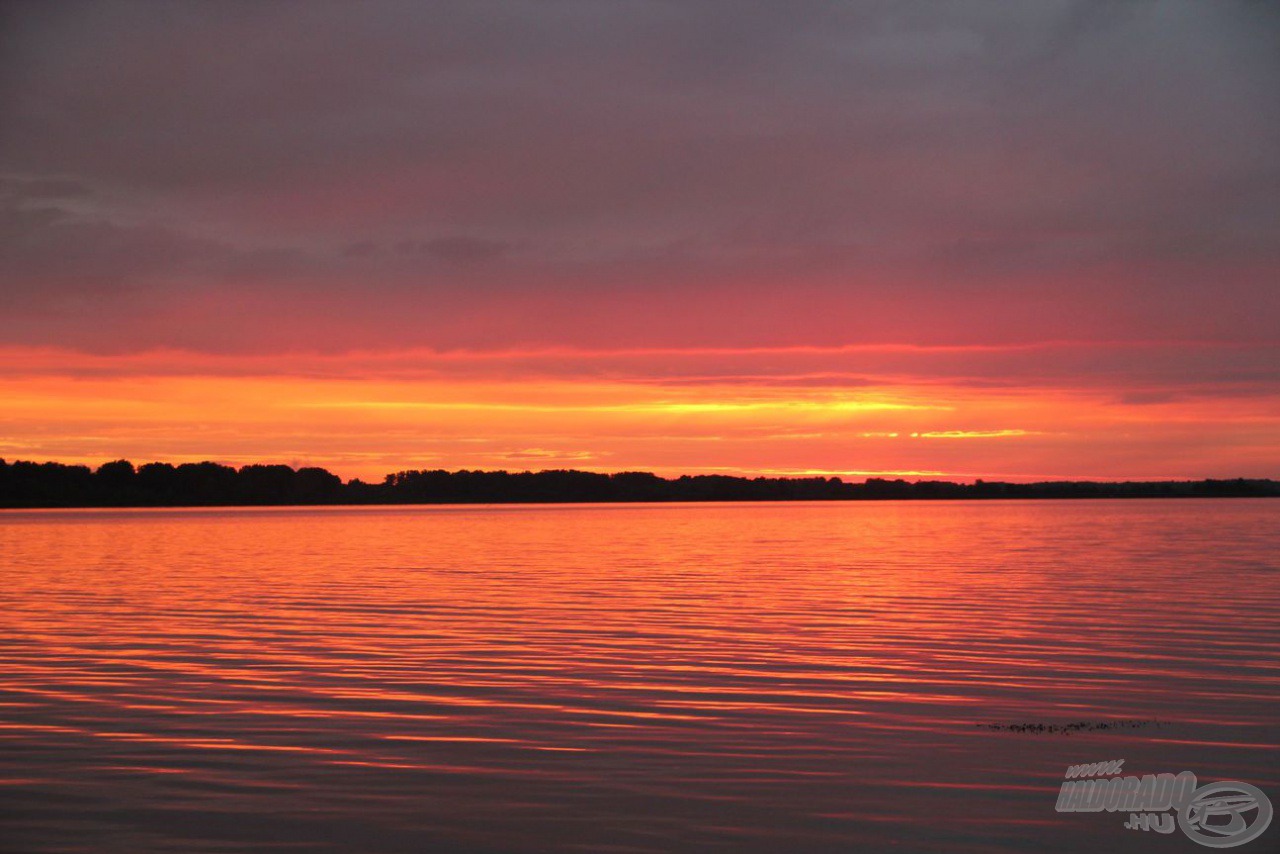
1178;781;1273;848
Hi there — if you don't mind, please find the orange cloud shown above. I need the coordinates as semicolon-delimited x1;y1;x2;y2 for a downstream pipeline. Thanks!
1;345;1276;482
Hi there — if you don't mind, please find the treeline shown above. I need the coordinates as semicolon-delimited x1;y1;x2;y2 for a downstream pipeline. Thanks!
1;458;1277;507
0;460;345;507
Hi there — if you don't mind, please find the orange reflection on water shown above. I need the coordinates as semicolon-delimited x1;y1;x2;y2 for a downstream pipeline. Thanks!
0;501;1277;852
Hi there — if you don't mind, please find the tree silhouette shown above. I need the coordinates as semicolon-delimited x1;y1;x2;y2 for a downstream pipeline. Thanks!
1;457;1277;507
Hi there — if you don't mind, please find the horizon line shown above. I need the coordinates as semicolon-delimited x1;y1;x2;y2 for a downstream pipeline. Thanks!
2;456;1276;488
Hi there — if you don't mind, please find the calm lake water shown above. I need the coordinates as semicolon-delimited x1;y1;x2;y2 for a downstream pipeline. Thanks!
1;500;1277;853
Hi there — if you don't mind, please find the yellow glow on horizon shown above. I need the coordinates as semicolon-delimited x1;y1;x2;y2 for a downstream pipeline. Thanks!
1;346;1277;483
916;430;1038;439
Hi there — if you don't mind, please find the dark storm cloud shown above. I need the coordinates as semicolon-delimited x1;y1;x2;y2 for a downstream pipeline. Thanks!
0;0;1276;352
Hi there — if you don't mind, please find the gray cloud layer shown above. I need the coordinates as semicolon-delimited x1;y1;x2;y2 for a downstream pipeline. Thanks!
1;0;1276;352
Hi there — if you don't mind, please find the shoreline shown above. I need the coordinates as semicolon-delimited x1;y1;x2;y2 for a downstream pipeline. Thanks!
2;457;1277;508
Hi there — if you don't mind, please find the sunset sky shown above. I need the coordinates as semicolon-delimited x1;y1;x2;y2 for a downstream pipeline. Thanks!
1;1;1277;482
